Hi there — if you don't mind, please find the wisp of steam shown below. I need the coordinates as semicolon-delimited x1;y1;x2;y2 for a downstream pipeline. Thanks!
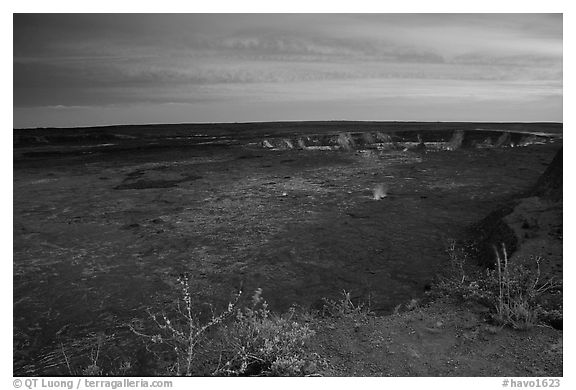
373;183;388;200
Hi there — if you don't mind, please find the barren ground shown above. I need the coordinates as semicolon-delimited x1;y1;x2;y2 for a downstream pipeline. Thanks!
13;124;562;375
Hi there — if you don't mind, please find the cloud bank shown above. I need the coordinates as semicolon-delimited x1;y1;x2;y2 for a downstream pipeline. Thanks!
13;13;562;127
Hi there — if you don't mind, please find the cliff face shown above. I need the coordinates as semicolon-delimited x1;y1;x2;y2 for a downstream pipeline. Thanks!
532;148;562;202
467;203;519;268
468;148;563;275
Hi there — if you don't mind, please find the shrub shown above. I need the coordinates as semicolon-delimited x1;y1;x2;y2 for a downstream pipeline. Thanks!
81;338;103;376
491;244;559;329
213;288;319;376
131;281;321;376
438;241;560;330
321;290;373;324
129;274;239;376
436;240;482;301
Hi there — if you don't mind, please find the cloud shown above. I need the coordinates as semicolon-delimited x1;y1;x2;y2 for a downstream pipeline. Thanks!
13;14;562;126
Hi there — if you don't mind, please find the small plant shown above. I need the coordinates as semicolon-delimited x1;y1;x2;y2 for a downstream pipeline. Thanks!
435;240;480;300
129;274;239;376
446;239;468;285
59;333;117;376
131;281;322;376
438;240;560;330
82;336;103;376
214;288;319;376
491;244;559;329
322;290;373;324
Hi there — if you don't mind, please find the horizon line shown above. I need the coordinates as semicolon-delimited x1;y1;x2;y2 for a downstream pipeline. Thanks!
14;119;564;131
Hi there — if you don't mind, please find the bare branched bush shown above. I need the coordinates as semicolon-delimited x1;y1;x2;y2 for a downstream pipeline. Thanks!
129;274;239;376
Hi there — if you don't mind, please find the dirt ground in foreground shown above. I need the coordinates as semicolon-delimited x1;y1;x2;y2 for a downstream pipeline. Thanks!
312;297;562;376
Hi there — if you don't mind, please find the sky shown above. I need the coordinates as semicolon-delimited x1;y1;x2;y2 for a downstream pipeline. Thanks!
13;13;563;128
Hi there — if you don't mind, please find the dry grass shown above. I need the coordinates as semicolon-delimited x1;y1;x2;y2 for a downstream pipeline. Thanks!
438;241;561;330
492;244;559;329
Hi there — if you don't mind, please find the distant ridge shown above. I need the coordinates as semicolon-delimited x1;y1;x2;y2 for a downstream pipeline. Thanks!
14;120;563;132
